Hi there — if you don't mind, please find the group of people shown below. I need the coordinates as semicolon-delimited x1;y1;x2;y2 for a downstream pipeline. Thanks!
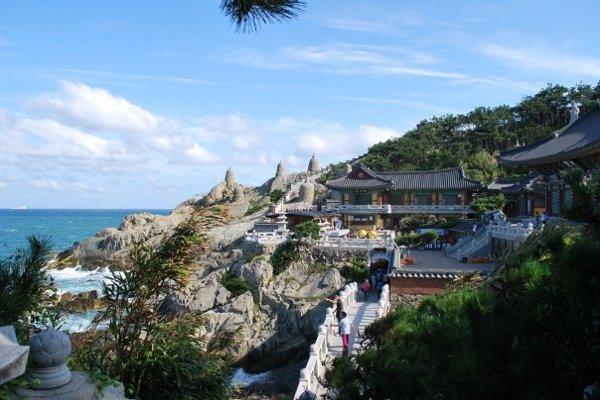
321;267;389;354
359;267;389;300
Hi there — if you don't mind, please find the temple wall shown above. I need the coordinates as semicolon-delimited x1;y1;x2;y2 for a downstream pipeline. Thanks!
390;276;451;295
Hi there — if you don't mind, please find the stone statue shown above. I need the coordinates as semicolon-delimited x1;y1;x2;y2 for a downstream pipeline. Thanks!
568;100;580;123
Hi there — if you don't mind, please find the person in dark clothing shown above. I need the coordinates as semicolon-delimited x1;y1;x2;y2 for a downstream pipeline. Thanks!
324;295;344;332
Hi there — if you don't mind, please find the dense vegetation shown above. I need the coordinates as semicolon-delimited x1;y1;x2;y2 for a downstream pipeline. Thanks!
362;83;600;179
328;220;600;399
71;206;233;400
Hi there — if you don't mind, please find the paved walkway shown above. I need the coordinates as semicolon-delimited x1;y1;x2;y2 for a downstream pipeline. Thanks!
408;250;494;273
312;292;380;398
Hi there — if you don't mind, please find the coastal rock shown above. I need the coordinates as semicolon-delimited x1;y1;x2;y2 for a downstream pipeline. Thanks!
58;291;103;313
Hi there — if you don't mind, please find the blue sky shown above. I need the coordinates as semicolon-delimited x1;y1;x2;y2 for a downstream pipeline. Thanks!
0;0;599;209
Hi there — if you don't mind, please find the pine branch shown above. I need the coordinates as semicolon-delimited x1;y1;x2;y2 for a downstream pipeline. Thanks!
220;0;305;32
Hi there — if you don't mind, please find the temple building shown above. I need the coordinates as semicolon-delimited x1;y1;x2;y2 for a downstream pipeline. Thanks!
488;174;547;218
324;163;483;230
497;104;600;216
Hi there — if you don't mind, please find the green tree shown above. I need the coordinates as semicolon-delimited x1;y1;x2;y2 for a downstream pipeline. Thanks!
471;194;506;214
292;220;321;240
464;150;500;185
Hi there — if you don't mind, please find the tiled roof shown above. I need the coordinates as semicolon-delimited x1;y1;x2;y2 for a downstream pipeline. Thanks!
378;168;482;190
488;174;545;194
498;106;600;167
325;164;482;190
388;270;459;279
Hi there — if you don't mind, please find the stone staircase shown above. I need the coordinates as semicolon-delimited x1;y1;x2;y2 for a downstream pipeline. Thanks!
445;227;491;261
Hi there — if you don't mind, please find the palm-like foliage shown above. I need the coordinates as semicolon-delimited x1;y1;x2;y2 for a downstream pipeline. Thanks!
0;235;57;338
220;0;305;32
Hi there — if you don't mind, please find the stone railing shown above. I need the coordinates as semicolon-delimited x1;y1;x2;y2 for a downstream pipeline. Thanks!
244;232;290;245
489;222;534;242
323;204;474;215
376;284;390;318
293;283;358;400
315;236;393;250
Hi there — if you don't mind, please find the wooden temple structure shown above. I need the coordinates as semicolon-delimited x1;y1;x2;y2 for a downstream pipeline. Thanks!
324;164;483;230
497;104;600;217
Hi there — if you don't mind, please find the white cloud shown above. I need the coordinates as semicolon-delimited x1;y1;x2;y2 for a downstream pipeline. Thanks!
295;121;403;159
479;43;600;77
227;43;461;80
183;143;220;165
31;80;178;135
319;17;392;33
29;179;59;190
0;181;6;189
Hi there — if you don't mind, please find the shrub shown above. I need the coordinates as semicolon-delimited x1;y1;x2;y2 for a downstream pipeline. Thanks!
292;220;321;240
395;231;420;246
471;193;506;214
340;258;368;283
270;240;298;275
269;189;284;203
308;262;329;275
220;272;253;296
245;200;264;216
71;206;233;400
418;230;438;244
0;235;60;340
327;226;600;399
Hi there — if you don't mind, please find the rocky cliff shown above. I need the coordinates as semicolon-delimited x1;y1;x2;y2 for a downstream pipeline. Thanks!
51;160;352;374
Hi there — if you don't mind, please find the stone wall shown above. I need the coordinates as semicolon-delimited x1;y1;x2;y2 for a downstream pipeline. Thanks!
304;246;368;264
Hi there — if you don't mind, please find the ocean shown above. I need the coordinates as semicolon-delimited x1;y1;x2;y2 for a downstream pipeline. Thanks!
0;209;170;331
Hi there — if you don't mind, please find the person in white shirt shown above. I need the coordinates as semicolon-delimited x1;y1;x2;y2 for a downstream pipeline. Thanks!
338;311;360;354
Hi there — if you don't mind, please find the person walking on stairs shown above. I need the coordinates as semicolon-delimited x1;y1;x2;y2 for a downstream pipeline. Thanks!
339;311;360;355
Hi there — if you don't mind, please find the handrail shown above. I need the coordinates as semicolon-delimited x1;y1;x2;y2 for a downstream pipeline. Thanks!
293;283;358;399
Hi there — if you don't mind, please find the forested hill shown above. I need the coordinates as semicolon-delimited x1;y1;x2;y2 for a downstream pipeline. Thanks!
360;82;600;184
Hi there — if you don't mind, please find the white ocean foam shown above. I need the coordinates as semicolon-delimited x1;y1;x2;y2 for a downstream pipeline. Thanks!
48;265;118;294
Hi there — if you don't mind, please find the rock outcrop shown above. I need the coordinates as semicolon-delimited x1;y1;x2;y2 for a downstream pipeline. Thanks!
269;161;287;193
307;155;320;174
203;168;249;218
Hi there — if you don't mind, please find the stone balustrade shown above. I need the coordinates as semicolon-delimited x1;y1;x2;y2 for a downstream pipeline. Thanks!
376;284;390;318
323;204;474;215
293;283;358;399
489;222;534;242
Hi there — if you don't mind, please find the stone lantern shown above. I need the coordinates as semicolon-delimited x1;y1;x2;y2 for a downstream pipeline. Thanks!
276;213;289;233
